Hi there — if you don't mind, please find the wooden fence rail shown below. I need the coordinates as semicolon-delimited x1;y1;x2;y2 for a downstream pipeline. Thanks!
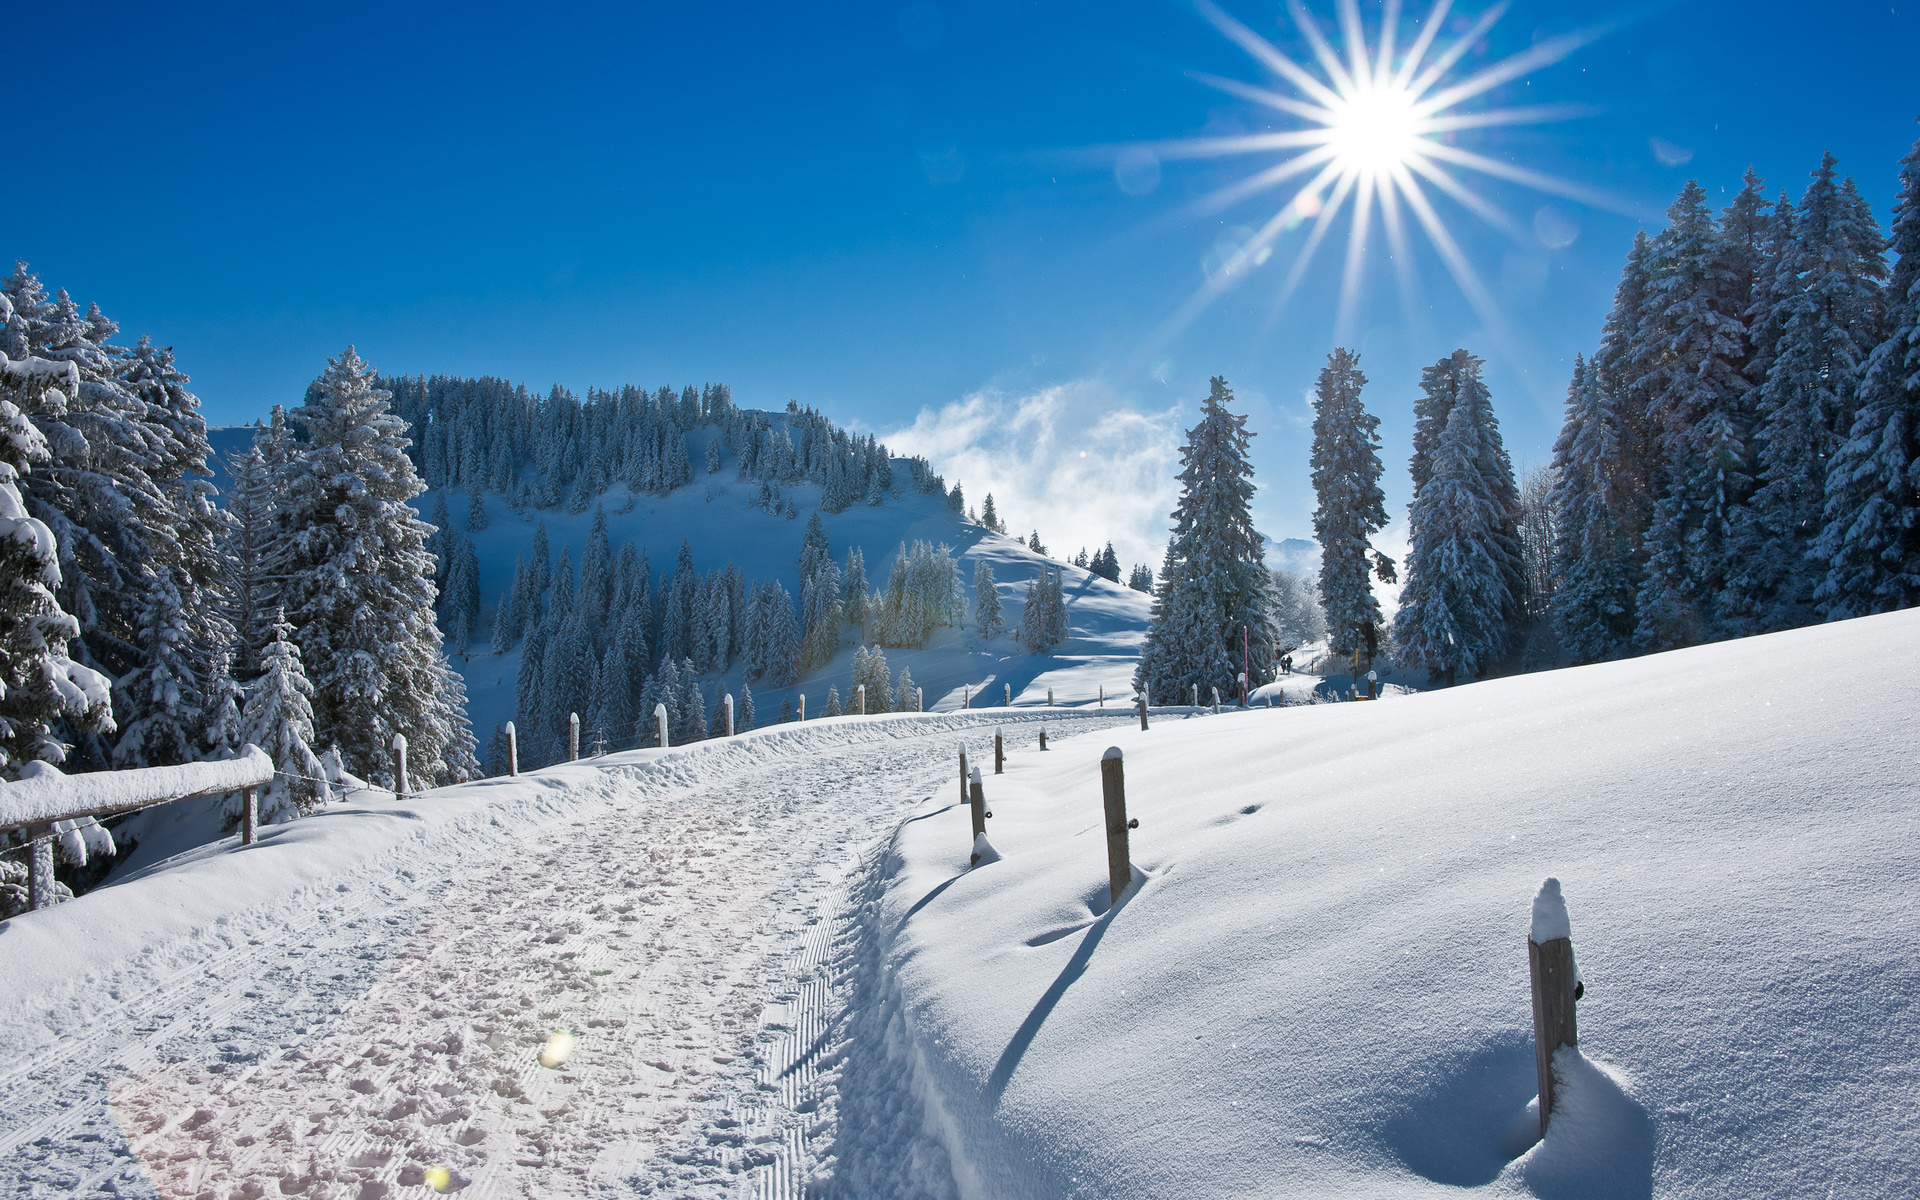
0;745;276;913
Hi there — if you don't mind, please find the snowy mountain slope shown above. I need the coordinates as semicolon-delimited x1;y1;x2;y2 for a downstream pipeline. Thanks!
878;607;1920;1198
433;455;1152;739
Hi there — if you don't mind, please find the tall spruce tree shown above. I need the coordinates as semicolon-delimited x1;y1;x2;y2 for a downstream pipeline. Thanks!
277;348;476;786
238;614;330;822
1817;128;1920;617
1134;376;1275;699
1633;181;1758;649
1396;400;1516;682
1409;350;1524;619
1550;356;1642;661
1732;154;1888;629
973;560;1004;639
1307;351;1394;656
0;337;113;775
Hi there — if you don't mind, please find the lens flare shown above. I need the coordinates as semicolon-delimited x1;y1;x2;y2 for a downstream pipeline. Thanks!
423;1164;469;1192
538;1028;578;1068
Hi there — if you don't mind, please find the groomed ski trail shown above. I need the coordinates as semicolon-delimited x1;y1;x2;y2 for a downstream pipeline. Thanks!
1;711;1130;1199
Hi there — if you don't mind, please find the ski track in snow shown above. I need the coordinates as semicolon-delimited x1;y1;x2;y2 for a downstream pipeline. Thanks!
0;711;1131;1199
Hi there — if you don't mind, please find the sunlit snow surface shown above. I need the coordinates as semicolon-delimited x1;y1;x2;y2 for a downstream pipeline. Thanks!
1;611;1915;1197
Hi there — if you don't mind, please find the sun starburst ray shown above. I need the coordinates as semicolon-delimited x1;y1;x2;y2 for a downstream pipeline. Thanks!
1414;103;1597;134
1415;24;1611;116
1401;153;1525;240
1336;171;1379;340
1149;130;1335;160
1414;139;1637;215
1184;146;1344;218
1191;72;1338;125
1338;0;1372;90
1289;1;1360;96
1373;0;1401;85
1390;0;1454;91
1405;1;1509;98
1196;0;1347;110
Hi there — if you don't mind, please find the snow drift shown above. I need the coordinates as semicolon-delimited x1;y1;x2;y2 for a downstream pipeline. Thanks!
876;607;1920;1198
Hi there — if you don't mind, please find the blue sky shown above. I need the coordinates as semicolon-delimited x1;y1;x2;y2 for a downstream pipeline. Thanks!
6;1;1916;561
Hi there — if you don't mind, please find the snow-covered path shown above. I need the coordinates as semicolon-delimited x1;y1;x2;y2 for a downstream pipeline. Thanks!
0;711;1129;1199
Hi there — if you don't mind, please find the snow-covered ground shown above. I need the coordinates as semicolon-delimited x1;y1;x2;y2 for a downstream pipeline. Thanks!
5;609;1916;1197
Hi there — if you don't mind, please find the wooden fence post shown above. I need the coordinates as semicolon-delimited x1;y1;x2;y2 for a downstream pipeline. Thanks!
1047;686;1054;707
994;730;1004;774
1099;748;1138;906
723;693;735;736
505;721;519;776
242;787;258;845
655;702;670;748
1039;726;1048;751
27;824;55;911
1211;686;1221;714
1528;878;1582;1137
798;693;806;722
1098;684;1104;708
392;733;409;801
968;766;988;862
1137;695;1149;731
1004;682;1011;707
568;712;580;762
1192;683;1199;707
964;685;970;709
958;748;967;809
856;684;866;716
916;687;923;712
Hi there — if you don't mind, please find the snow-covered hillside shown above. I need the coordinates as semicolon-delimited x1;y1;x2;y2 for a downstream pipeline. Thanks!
433;467;1151;740
879;606;1920;1198
5;606;1914;1197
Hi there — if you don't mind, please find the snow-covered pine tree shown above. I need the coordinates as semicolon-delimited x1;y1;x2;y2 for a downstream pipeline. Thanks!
0;340;114;775
1128;563;1153;592
1020;566;1068;652
761;581;800;686
1027;530;1046;554
237;614;331;823
1550;356;1642;662
973;560;1004;639
221;442;284;675
490;582;516;656
112;567;203;768
441;534;481;658
1268;568;1326;647
581;508;612;622
466;488;488;532
1134;376;1275;700
550;545;577;627
980;492;1001;533
705;436;722;475
1410;350;1524;619
529;520;551;602
485;723;513;777
277;348;476;786
426;493;454;596
1629;181;1760;647
842;547;869;627
779;697;793;724
947;481;965;515
799;513;831;581
201;647;245;757
800;558;844;671
1395;399;1517;683
1732;153;1889;630
852;644;893;712
738;683;756;732
681;667;708;742
1398;350;1522;675
1308;352;1394;657
1816;128;1920;618
823;685;842;717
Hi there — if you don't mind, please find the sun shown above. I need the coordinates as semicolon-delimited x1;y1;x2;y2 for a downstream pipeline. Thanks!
1328;83;1421;177
1139;0;1624;348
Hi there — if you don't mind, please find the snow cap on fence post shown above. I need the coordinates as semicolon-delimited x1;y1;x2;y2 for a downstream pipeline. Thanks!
723;693;735;736
856;684;866;716
1138;693;1149;731
1004;682;1011;707
798;693;806;722
1528;877;1582;1137
568;712;580;761
655;703;670;748
504;721;519;776
391;732;408;801
1211;686;1221;714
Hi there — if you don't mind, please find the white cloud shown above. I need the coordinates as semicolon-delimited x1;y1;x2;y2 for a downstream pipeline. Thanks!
882;380;1184;573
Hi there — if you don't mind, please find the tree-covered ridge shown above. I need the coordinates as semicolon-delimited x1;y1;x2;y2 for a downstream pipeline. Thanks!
382;374;942;516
